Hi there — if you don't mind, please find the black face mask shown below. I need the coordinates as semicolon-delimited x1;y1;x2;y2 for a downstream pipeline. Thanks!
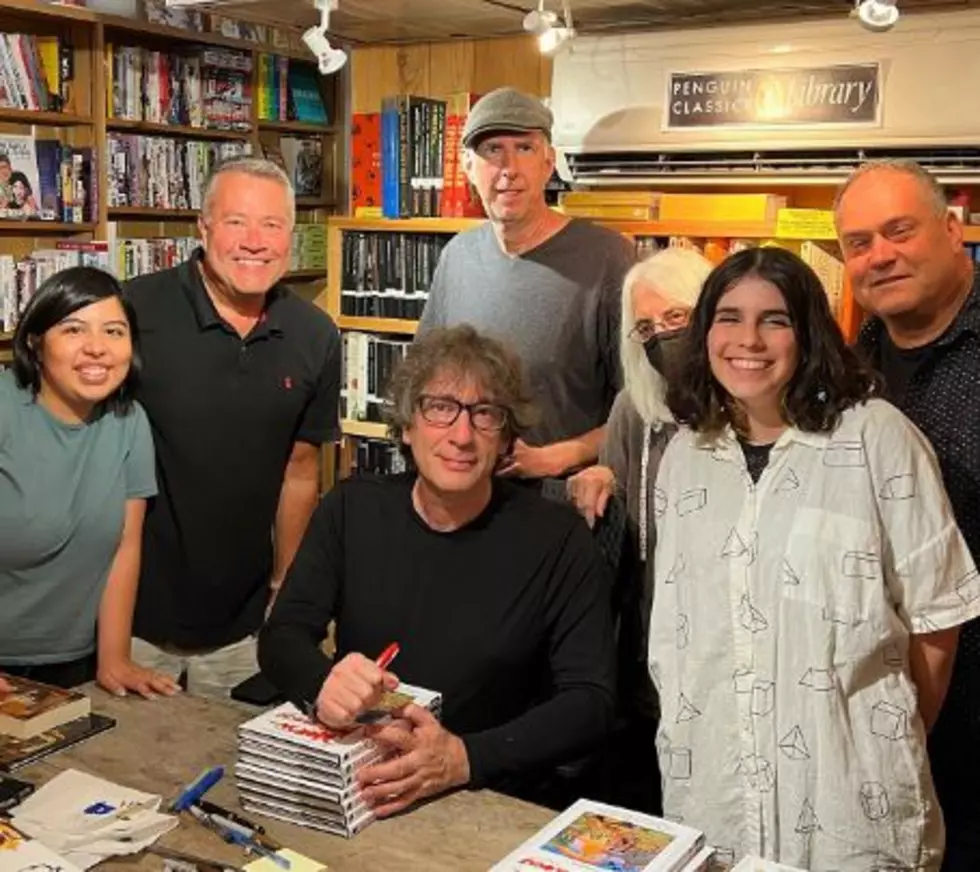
643;327;687;376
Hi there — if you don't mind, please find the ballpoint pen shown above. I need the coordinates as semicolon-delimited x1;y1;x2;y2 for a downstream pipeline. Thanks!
170;766;225;812
375;642;400;671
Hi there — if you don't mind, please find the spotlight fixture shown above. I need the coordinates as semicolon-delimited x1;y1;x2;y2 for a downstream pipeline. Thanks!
302;0;347;76
853;0;900;32
523;0;558;36
527;0;575;56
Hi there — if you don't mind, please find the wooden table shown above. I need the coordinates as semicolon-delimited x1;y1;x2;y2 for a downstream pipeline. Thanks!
20;687;553;871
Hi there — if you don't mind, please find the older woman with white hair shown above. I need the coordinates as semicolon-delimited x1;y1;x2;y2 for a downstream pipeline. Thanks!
566;246;712;812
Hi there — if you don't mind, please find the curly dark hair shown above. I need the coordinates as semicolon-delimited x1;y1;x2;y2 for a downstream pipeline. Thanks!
667;246;880;438
384;324;538;456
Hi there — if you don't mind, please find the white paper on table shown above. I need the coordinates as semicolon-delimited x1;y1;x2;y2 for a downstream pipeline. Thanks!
12;769;178;869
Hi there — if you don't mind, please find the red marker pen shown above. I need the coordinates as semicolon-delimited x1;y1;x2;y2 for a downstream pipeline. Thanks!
376;642;400;671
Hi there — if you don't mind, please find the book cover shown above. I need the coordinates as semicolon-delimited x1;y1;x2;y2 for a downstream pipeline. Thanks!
490;799;704;872
0;674;90;740
238;683;440;764
0;714;115;772
350;112;381;215
0;135;41;219
0;821;83;872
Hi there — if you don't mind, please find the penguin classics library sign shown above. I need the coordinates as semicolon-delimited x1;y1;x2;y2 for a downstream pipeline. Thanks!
666;63;880;129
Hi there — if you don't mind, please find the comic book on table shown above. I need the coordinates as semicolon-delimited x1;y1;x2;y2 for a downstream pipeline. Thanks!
235;682;441;839
489;798;705;872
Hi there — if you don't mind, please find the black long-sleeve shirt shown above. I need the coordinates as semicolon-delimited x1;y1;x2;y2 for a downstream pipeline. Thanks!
258;474;616;789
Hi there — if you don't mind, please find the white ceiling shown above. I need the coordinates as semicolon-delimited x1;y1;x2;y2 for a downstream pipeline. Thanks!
220;0;980;44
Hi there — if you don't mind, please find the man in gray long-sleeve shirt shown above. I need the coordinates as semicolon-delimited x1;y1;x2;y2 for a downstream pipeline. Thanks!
418;88;635;479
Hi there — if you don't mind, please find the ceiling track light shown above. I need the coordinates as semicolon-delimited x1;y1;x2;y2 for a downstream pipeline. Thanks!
302;0;348;76
524;0;575;56
853;0;900;32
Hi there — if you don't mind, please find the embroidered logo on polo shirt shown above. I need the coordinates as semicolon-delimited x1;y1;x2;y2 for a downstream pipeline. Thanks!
283;377;293;390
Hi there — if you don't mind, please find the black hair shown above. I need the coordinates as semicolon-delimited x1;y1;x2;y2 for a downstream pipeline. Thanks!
668;246;880;437
7;170;32;195
0;153;10;166
12;266;142;416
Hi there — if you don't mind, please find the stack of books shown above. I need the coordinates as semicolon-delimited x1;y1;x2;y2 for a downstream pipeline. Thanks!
235;683;441;838
489;798;706;872
0;674;115;773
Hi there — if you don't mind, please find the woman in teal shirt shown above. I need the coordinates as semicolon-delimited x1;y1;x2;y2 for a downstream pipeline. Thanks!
0;267;177;696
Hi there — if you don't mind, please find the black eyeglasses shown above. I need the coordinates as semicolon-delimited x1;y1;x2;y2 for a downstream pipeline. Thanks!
417;395;509;433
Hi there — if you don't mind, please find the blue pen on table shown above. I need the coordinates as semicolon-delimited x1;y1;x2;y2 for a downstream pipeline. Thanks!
170;765;225;812
222;825;291;870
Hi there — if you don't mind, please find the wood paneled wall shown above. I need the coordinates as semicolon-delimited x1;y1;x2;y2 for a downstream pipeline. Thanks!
350;36;552;113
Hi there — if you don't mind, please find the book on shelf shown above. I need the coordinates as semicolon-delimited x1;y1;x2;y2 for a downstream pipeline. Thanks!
380;94;448;219
440;91;484;219
0;134;94;223
106;44;253;132
351;112;381;216
0;821;83;872
279;136;323;198
106;134;250;210
340;230;446;320
0;713;116;773
341;332;410;423
286;63;328;125
350;438;405;475
1;242;111;332
0;674;90;740
235;683;441;839
489;798;705;872
0;31;69;113
290;223;326;272
558;190;662;221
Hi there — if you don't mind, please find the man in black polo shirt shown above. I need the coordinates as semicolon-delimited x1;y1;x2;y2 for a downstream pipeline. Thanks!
836;159;980;872
126;157;340;699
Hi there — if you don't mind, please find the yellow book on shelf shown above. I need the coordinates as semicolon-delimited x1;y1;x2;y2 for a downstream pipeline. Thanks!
35;36;61;102
559;191;662;208
659;193;787;223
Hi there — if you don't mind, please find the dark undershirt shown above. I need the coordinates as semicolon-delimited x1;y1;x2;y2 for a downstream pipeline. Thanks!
739;440;775;483
878;332;936;405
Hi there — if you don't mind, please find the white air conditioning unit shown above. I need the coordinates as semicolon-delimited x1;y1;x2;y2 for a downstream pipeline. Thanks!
551;9;980;185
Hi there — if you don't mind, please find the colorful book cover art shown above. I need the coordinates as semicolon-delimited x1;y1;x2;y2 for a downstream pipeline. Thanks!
350;112;381;214
0;675;84;723
541;812;675;872
0;714;115;772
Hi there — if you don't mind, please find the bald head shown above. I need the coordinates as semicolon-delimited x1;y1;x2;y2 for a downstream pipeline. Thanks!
835;160;969;337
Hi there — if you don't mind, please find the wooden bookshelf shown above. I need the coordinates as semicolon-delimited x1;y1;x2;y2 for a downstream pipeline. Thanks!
0;108;93;126
108;207;198;220
0;222;98;233
329;217;482;235
337;316;419;335
284;268;327;280
106;120;252;141
259;120;339;136
342;420;389;439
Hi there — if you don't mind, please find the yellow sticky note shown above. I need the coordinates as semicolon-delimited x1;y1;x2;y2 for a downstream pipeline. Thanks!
775;208;838;240
244;849;328;872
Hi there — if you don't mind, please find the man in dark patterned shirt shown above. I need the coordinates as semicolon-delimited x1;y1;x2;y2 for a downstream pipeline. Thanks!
836;159;980;872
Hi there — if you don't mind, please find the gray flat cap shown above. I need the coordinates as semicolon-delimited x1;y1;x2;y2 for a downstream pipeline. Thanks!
461;87;554;148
